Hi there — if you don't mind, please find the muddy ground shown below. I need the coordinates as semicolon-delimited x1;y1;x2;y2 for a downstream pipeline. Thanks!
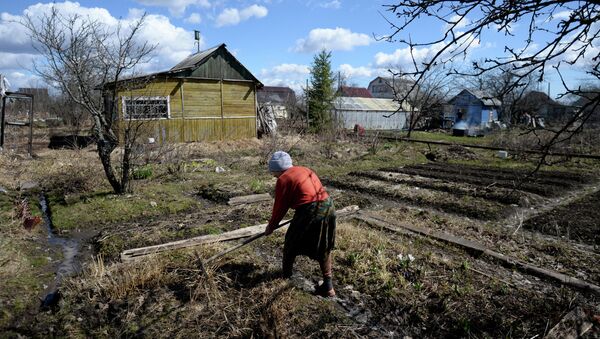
1;132;599;338
524;188;600;246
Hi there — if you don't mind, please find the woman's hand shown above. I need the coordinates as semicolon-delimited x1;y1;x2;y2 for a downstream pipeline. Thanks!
264;223;275;235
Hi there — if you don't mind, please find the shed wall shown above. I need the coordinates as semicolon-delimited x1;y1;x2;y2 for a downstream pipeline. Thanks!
117;78;256;142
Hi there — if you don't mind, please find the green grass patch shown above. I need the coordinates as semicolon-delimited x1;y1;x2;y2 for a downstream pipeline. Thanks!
51;182;199;231
132;165;153;180
249;179;265;193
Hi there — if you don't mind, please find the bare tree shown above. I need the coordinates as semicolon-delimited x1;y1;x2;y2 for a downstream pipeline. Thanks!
388;65;453;137
383;1;600;166
22;7;156;193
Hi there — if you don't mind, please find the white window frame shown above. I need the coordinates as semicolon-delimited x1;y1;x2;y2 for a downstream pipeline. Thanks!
121;96;170;120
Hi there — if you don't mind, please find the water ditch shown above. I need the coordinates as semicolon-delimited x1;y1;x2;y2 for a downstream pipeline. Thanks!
38;193;81;308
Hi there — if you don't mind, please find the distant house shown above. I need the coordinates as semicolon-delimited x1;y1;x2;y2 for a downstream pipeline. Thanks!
257;86;296;119
337;86;372;98
572;91;600;123
446;89;501;133
367;76;415;99
515;91;568;123
102;44;262;143
333;97;408;130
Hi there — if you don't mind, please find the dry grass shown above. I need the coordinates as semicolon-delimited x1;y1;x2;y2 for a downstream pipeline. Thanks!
336;222;410;293
75;255;174;301
51;246;349;337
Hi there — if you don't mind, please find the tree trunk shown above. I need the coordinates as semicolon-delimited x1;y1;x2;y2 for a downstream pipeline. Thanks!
93;112;125;194
97;139;125;194
406;110;415;138
121;130;132;193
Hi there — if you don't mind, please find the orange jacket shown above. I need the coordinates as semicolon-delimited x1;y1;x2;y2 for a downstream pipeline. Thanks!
268;166;329;227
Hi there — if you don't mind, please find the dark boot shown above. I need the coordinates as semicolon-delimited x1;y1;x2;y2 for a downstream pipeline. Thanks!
316;254;335;297
282;253;296;278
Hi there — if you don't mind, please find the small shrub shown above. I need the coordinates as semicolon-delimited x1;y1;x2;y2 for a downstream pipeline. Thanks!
132;165;153;180
249;179;264;193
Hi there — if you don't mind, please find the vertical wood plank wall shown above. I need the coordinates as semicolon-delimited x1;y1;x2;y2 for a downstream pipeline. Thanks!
117;78;257;142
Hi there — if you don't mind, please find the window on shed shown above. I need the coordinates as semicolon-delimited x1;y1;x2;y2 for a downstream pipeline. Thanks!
122;96;170;120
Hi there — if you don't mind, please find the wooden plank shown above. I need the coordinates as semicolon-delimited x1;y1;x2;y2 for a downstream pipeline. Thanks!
228;193;272;206
5;121;29;126
120;220;283;262
545;307;594;339
121;205;360;262
355;212;600;295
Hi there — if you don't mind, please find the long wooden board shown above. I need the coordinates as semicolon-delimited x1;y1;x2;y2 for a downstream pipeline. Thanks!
121;205;360;262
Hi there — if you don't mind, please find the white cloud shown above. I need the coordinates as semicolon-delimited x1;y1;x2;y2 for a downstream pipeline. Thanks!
185;13;202;24
320;1;341;9
556;21;600;69
136;14;202;66
374;43;446;68
443;14;469;32
374;32;481;69
128;8;146;19
0;1;202;88
0;13;34;54
338;64;374;78
133;0;211;17
215;4;268;27
550;10;572;21
0;52;38;70
24;1;119;26
294;27;372;53
3;70;43;89
271;63;310;74
260;63;310;93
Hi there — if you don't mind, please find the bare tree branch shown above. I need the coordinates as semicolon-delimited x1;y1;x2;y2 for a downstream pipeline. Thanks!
21;6;157;193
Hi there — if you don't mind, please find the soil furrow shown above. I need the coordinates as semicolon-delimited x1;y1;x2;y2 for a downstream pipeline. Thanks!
416;162;593;184
381;166;562;197
324;177;507;220
350;170;525;205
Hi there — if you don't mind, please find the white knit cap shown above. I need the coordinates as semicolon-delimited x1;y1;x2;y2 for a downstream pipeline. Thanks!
268;151;293;172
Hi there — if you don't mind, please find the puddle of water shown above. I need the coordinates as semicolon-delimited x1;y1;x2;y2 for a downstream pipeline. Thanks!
39;193;81;303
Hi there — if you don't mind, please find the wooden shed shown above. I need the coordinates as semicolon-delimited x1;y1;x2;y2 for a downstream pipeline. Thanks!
104;44;262;142
446;89;501;132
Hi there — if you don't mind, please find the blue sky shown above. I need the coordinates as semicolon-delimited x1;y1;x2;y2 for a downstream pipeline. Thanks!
0;1;596;96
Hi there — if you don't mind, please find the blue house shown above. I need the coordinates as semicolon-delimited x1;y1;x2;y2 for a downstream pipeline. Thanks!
446;89;501;133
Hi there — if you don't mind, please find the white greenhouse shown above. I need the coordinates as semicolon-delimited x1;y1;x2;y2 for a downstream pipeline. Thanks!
333;97;409;130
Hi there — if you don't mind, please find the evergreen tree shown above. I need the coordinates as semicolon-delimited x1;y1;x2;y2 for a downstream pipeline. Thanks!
307;50;335;133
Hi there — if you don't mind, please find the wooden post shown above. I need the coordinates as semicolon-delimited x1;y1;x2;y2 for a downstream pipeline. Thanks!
0;96;6;148
220;79;225;141
28;96;33;156
253;83;258;138
180;80;185;140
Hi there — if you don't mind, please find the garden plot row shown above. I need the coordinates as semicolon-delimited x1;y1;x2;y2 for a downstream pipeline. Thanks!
325;163;596;223
414;162;593;185
324;175;508;220
381;163;591;197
